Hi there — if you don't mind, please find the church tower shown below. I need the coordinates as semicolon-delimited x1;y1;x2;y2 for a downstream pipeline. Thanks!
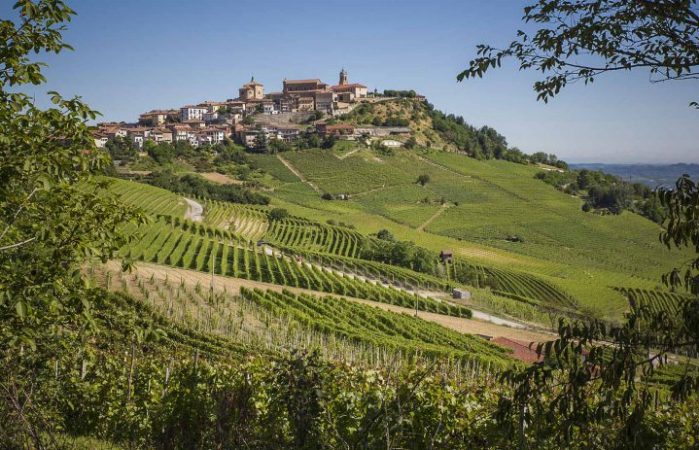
339;68;348;86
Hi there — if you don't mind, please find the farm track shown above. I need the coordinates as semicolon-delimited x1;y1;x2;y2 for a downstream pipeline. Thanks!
417;204;451;232
184;198;203;222
336;148;361;160
277;155;321;193
106;260;553;343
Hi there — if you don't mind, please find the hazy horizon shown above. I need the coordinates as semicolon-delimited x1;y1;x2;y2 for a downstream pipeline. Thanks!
8;0;699;164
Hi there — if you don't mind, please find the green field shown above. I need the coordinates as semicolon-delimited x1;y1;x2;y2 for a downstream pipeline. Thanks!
241;287;512;367
103;141;692;322
121;217;472;318
106;177;188;217
243;148;690;318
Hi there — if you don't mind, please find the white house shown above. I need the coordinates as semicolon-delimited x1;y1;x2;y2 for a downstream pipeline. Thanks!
179;105;208;122
198;128;225;145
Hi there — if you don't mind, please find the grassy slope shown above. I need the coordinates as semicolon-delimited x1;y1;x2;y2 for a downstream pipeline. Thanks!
249;148;689;318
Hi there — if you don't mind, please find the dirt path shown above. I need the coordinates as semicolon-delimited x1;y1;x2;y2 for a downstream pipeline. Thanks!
417;155;472;179
106;261;552;342
336;147;361;160
352;184;389;197
277;155;321;193
416;204;450;232
199;172;242;185
183;198;203;222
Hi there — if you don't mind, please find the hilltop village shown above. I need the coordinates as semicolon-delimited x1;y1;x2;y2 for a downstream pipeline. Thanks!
93;69;422;150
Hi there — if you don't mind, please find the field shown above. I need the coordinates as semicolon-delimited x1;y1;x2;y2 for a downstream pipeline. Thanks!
90;262;519;374
106;177;188;217
245;148;690;318
241;287;513;367
102;138;693;324
121;218;473;318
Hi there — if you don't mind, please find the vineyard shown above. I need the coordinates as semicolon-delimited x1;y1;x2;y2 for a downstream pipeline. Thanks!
121;218;472;318
448;258;577;309
106;177;188;217
266;217;367;258
618;287;691;315
202;199;269;241
94;264;512;371
294;250;452;292
241;287;514;368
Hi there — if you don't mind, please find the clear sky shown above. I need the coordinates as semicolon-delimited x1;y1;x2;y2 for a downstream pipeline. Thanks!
17;0;699;163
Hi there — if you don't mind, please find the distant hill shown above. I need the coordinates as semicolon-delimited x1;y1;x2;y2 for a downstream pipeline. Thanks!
570;163;699;188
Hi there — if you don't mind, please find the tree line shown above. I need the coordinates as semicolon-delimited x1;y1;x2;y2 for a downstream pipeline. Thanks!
536;168;665;223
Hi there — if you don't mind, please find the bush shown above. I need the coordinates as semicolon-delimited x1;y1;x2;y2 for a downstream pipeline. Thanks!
269;208;289;221
145;171;270;205
321;193;334;200
417;174;430;186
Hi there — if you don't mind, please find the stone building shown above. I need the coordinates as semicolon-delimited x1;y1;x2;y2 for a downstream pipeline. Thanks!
238;76;264;101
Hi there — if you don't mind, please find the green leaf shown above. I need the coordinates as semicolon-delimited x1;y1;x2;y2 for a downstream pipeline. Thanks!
15;300;26;319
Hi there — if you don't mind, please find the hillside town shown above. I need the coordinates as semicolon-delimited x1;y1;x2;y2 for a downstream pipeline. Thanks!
93;69;419;150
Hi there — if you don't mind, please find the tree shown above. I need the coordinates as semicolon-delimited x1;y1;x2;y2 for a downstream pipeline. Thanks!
268;138;290;154
376;229;395;241
417;174;431;186
268;208;289;221
404;136;417;149
0;1;144;444
255;129;268;152
458;0;699;107
457;1;699;447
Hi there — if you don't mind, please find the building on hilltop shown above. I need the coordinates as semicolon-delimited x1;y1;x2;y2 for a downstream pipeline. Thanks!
238;76;264;101
331;68;368;101
139;109;178;126
179;105;208;122
316;123;356;138
282;78;328;95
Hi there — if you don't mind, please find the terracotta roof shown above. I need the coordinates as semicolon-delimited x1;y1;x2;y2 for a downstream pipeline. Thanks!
491;337;543;364
323;124;354;130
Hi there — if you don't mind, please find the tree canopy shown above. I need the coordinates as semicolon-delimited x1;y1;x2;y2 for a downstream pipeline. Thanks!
0;1;144;443
458;1;699;447
458;0;699;107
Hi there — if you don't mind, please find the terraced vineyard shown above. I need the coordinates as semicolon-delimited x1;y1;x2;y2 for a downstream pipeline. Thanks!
122;219;472;318
266;217;367;258
448;259;577;309
202;200;268;241
106;177;187;217
241;288;513;367
202;201;370;259
296;250;452;292
619;287;690;315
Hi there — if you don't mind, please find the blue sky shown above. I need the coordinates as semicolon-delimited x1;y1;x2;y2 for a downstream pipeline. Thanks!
18;0;699;163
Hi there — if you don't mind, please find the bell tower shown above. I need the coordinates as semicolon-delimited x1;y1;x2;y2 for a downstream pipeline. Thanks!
339;68;348;86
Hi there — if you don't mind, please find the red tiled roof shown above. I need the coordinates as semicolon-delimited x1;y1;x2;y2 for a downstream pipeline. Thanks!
491;337;543;364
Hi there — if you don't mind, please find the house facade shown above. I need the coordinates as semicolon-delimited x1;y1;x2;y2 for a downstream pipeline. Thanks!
179;106;208;122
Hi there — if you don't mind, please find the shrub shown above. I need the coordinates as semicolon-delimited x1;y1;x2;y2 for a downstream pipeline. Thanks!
269;208;289;221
